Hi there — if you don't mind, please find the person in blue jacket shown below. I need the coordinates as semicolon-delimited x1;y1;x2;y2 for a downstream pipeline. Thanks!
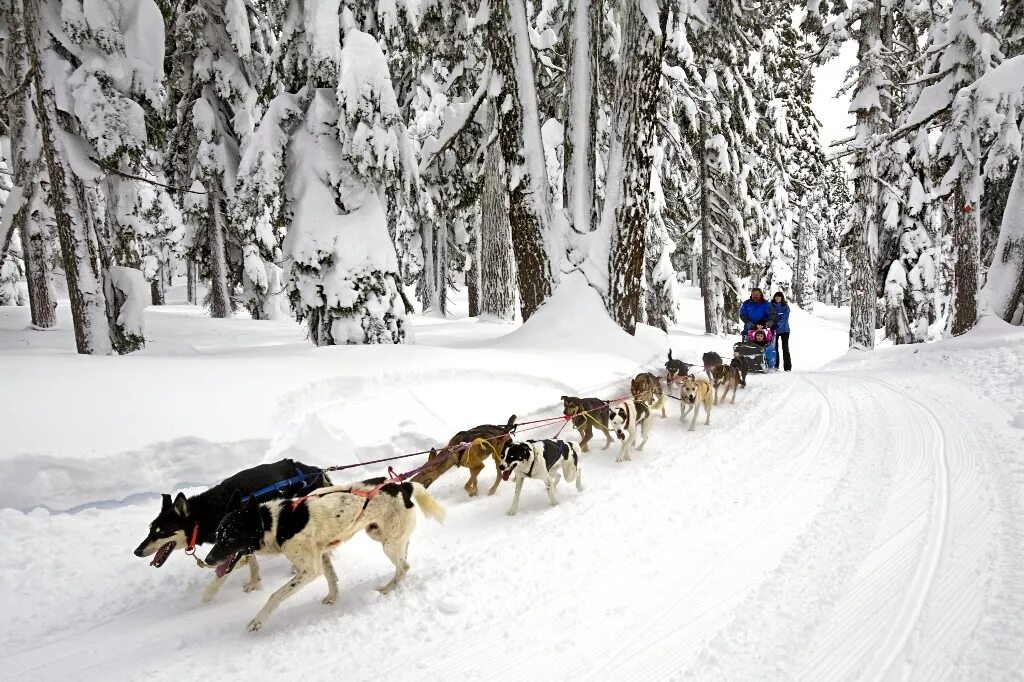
739;288;774;335
770;291;792;371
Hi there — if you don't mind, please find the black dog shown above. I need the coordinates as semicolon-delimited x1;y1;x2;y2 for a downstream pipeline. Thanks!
665;349;692;383
135;458;330;600
730;356;748;388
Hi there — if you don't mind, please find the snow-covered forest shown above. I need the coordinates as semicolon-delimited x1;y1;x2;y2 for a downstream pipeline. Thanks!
0;0;1022;350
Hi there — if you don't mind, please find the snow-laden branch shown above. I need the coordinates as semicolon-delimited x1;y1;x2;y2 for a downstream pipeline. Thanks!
418;60;493;173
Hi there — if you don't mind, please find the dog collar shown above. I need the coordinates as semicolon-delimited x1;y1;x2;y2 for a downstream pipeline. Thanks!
186;523;199;554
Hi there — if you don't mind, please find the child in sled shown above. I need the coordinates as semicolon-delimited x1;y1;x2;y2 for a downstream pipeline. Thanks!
747;327;779;370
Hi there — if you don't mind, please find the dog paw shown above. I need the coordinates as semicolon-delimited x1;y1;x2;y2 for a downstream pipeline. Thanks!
322;595;337;606
243;581;261;593
506;509;518;516
247;618;264;633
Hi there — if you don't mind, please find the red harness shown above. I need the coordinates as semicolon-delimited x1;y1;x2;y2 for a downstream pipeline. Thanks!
289;467;403;512
185;523;200;554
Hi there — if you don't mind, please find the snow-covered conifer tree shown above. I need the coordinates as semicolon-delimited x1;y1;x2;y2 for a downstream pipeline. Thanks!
903;0;1004;335
165;0;273;318
0;0;55;328
234;5;407;345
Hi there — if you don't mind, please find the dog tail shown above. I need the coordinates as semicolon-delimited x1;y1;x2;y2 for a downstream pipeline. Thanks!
503;414;518;434
410;483;446;524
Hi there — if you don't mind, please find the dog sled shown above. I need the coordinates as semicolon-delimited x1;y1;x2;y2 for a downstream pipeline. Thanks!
733;339;779;373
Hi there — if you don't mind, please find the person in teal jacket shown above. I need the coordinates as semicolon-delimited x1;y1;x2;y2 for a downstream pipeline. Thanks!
770;291;792;371
739;288;774;335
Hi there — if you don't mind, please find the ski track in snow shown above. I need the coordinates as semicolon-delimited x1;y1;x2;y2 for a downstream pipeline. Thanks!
3;356;1024;679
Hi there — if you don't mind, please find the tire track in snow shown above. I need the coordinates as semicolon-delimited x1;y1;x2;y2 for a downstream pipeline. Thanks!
576;375;837;679
845;375;950;680
673;373;889;680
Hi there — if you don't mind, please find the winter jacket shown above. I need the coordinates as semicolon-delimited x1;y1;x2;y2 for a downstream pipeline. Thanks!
771;302;791;333
739;299;774;331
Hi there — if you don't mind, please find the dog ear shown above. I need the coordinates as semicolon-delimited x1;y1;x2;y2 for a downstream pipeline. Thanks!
227;489;242;511
173;492;188;517
161;493;172;512
243;495;259;514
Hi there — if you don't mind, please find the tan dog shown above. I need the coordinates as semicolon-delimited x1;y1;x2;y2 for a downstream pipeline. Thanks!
631;372;666;418
679;376;714;431
708;364;742;405
411;415;517;497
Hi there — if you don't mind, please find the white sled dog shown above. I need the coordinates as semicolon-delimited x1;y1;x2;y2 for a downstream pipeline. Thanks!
679;376;714;431
499;440;583;515
205;479;445;632
608;399;653;462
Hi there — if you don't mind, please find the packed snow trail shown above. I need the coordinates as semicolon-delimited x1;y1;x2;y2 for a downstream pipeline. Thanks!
4;359;1024;681
2;295;1024;680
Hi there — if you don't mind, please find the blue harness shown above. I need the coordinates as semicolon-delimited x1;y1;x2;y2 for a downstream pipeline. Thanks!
241;467;324;504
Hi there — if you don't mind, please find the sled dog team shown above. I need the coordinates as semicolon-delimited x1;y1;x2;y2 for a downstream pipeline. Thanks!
135;349;749;632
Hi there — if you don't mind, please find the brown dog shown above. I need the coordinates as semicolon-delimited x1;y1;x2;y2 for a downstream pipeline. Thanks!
708;364;742;405
630;372;666;418
561;396;613;452
411;415;517;497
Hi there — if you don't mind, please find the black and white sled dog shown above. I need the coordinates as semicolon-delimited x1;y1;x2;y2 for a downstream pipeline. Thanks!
134;459;329;602
608;399;653;463
204;479;445;632
498;440;583;516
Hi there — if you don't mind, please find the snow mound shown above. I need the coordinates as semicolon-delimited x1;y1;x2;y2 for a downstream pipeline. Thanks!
493;272;665;364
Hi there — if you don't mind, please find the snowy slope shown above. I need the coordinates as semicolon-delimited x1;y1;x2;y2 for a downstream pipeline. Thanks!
2;289;1023;680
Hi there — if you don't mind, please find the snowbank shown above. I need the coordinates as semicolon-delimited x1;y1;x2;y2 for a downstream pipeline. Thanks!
492;272;665;364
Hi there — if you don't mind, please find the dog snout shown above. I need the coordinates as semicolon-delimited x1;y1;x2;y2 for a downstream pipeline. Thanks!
134;539;152;557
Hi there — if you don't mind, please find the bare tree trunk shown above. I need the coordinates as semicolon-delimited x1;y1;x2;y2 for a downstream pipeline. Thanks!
848;0;883;350
480;143;516;320
186;257;199;304
563;0;599;235
604;0;668;334
467;227;480;317
208;194;232;318
983;156;1024;324
150;267;166;305
698;122;719;335
487;0;554;321
24;0;109;354
23;222;56;327
950;183;980;334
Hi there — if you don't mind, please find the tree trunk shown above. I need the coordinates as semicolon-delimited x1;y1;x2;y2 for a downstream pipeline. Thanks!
186;257;199;304
487;0;554;321
981;156;1024;325
150;269;166;306
562;0;599;235
1;2;54;328
22;222;56;328
467;227;480;317
208;194;232;318
480;143;516;320
950;182;980;335
848;0;883;350
698;122;719;335
603;0;668;334
24;0;109;354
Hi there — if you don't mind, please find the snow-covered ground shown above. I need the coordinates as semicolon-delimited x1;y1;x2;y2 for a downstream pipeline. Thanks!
2;282;1023;681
